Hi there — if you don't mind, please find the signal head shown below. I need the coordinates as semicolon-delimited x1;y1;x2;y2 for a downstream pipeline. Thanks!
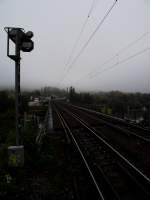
25;31;34;39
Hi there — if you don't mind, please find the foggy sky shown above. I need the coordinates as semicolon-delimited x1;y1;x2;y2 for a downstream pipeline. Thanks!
0;0;150;92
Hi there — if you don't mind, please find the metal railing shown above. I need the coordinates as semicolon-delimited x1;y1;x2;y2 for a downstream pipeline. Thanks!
36;110;48;145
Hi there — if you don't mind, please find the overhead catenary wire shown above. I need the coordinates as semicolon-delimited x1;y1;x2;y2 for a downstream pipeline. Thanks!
60;0;118;84
89;30;150;77
71;29;150;84
57;0;98;86
77;46;150;84
67;0;118;72
66;0;98;67
94;46;150;78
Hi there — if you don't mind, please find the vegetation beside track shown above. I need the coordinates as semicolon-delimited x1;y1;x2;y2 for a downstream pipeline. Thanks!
1;88;150;199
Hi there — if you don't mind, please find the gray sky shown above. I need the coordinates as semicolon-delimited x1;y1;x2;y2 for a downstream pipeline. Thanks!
0;0;150;92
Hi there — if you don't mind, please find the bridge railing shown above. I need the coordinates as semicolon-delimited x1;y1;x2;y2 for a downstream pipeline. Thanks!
36;110;48;145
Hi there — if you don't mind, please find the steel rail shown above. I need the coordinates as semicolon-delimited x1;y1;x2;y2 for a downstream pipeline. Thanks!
54;106;105;200
67;103;150;142
73;103;150;131
59;105;150;192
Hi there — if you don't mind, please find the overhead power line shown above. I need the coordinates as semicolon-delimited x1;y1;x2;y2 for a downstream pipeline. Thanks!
72;29;150;84
71;46;150;87
66;0;98;67
116;30;150;55
89;30;150;77
57;0;98;86
67;0;118;71
60;0;118;84
90;46;150;79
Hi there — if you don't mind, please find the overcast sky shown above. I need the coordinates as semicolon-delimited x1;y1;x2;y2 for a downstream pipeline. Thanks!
0;0;150;92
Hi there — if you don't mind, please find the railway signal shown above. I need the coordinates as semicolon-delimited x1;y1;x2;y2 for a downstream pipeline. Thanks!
5;28;34;56
4;27;34;167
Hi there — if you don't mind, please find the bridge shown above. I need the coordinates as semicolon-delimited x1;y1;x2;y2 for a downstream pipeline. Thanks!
36;100;150;199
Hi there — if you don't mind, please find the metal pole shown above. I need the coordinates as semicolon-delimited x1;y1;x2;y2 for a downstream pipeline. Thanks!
15;30;21;146
4;27;34;147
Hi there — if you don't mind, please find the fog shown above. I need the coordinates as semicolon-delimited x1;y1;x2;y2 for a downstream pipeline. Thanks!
0;0;150;92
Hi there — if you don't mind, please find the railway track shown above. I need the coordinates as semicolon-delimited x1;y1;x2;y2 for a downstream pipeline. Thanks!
57;102;150;178
53;102;150;200
63;103;150;141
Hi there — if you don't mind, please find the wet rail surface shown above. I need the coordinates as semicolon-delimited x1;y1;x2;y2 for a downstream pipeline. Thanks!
57;102;150;178
73;104;150;140
52;101;150;200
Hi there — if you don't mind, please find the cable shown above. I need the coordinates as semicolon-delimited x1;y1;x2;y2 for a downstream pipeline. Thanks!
70;46;150;87
117;30;150;55
72;29;150;84
57;0;98;86
66;0;98;67
60;0;118;84
90;46;150;79
89;30;150;77
68;0;117;71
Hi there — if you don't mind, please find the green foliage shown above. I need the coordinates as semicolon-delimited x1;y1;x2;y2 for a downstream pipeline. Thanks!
0;91;14;112
67;88;150;122
41;86;67;97
0;91;15;147
68;87;94;104
91;91;150;114
68;86;76;102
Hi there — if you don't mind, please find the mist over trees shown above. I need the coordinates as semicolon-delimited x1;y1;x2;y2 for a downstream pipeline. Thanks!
67;87;150;126
40;87;66;97
1;87;150;127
